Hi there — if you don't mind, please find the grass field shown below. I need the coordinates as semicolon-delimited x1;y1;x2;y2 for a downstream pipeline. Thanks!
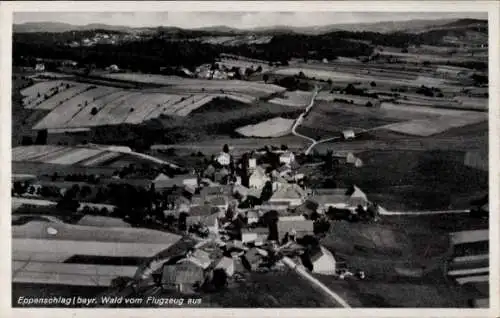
317;212;488;307
236;117;295;138
269;90;312;107
308;149;487;211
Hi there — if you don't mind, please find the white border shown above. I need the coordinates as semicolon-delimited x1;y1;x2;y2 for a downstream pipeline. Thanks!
1;1;499;318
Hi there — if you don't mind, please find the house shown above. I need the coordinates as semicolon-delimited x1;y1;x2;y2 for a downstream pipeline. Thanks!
242;227;268;243
187;205;220;233
233;184;249;200
242;247;262;271
276;165;292;177
249;166;269;190
248;158;257;169
309;186;369;212
331;151;363;168
214;168;230;184
279;215;306;222
310;246;337;275
35;63;45;72
215;257;235;277
279;151;295;166
342;130;355;140
208;196;229;216
200;185;232;201
161;263;205;294
268;183;306;207
108;64;120;72
216;152;231;166
277;219;314;241
180;249;213;270
245;210;261;224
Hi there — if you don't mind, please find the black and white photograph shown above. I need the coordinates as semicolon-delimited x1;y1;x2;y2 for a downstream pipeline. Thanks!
3;1;497;313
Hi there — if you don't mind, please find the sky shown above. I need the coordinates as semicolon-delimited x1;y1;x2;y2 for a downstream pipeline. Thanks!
14;12;487;29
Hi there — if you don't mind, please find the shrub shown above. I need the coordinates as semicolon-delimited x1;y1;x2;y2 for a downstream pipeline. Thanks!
370;81;376;87
90;107;98;115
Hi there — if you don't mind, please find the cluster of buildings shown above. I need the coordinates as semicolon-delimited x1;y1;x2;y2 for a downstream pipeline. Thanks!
66;33;141;48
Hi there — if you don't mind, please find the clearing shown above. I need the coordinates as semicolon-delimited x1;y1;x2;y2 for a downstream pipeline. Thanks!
236;117;295;138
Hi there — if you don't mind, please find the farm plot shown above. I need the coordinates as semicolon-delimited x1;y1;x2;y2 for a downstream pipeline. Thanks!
32;84;92;110
45;148;105;165
64;90;131;128
274;67;439;88
78;151;122;167
93;92;144;126
380;114;488;137
101;73;285;97
21;81;68;108
122;93;175;124
12;145;62;162
175;95;216;116
142;95;187;120
32;86;120;130
269;90;312;107
453;97;488;111
235;117;294;138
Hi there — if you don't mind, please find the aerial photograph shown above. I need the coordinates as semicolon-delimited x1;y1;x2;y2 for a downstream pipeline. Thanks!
10;10;489;308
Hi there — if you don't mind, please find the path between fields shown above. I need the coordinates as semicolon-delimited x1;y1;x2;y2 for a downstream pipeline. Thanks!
282;256;351;308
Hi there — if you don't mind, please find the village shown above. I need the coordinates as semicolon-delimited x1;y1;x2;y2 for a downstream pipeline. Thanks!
12;142;378;299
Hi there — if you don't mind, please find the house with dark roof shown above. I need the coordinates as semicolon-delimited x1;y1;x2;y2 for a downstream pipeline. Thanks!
161;262;205;294
200;185;232;201
187;205;220;233
241;247;262;271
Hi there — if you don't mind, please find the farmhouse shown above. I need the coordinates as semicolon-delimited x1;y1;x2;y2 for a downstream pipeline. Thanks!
215;256;235;277
268;183;306;207
310;246;337;275
309;186;369;211
161;263;205;294
342;130;356;140
187;205;220;233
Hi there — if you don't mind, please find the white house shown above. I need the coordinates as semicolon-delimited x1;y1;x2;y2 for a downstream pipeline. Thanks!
215;257;235;277
248;158;257;169
35;63;45;72
249;166;269;190
311;246;337;275
216;152;231;166
269;183;306;207
342;130;355;140
279;151;295;166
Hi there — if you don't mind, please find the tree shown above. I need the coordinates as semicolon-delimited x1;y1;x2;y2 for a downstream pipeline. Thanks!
21;136;33;145
365;101;373;107
212;268;228;290
178;212;188;231
280;144;288;151
34;129;48;145
256;65;263;72
165;214;176;226
263;73;269;83
370;81;376;87
90;107;98;116
223;144;229;153
260;181;273;202
327;78;333;85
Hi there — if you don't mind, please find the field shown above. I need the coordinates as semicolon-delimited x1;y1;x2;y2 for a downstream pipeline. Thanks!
201;35;273;46
99;73;285;97
20;75;280;130
235;117;295;138
269;90;312;107
296;101;400;140
12;145;178;170
305;149;487;211
317;212;488;307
